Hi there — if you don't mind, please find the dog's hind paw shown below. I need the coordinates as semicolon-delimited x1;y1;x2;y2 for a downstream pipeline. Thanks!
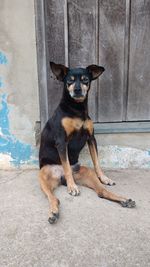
68;183;80;196
48;212;59;224
99;175;116;186
120;199;136;208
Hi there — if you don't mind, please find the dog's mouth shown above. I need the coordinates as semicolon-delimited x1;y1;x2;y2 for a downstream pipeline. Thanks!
69;91;86;102
73;96;85;103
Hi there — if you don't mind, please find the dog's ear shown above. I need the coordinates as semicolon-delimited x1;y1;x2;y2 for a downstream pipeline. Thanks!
86;65;105;80
50;62;69;81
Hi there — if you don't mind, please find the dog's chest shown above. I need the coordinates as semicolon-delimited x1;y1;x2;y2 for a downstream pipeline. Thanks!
68;129;87;152
61;117;93;137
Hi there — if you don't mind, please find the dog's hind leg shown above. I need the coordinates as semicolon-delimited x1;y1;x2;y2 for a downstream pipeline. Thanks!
73;166;135;208
39;165;62;224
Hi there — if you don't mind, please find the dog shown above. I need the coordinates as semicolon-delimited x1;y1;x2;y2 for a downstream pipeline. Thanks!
39;62;136;224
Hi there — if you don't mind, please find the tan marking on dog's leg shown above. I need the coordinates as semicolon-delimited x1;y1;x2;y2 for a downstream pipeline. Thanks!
88;142;115;186
73;166;135;207
39;165;60;224
83;119;93;135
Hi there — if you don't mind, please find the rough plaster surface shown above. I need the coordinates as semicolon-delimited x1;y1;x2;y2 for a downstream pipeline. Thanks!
96;133;150;150
80;144;150;169
0;169;150;267
0;0;39;145
0;0;39;167
0;88;38;167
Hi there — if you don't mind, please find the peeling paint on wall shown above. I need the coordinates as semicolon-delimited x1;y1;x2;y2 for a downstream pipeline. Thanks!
0;51;8;65
99;145;150;169
80;145;150;169
0;93;37;167
0;50;38;168
0;77;3;88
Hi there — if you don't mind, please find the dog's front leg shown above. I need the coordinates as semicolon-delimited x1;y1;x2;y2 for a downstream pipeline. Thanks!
87;136;115;186
56;142;80;196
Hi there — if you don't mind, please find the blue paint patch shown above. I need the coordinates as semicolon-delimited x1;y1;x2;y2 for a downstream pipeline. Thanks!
0;51;8;65
148;151;150;156
0;77;4;88
0;93;33;166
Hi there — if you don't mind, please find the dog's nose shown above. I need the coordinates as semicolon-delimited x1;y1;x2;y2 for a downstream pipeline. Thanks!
74;88;81;95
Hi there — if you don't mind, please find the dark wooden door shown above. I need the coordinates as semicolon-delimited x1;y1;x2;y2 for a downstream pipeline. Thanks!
44;0;150;123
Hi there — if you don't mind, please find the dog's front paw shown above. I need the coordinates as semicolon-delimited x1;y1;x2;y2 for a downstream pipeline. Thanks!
120;199;136;208
68;183;80;196
99;174;116;186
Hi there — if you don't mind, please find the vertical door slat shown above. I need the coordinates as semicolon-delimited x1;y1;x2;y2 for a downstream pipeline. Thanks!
45;0;65;117
127;0;150;121
98;0;126;122
68;0;98;121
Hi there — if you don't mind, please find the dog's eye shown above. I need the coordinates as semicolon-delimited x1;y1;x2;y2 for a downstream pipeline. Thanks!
67;76;75;85
70;76;75;81
67;80;74;85
81;76;89;83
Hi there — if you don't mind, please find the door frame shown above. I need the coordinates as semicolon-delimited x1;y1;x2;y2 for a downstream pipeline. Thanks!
34;0;49;130
34;0;150;133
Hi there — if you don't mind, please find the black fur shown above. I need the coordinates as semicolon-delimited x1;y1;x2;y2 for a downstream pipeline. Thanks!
39;62;105;169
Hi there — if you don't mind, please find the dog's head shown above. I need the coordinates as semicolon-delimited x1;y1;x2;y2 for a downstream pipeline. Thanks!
50;62;105;103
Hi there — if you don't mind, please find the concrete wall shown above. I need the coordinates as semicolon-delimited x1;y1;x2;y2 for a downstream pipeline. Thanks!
80;133;150;169
0;0;39;168
0;0;150;169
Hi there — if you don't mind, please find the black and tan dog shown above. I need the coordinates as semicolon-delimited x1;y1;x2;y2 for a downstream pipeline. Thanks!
39;62;135;224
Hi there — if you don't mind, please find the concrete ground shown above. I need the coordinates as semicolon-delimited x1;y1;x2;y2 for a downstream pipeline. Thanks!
0;169;150;267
